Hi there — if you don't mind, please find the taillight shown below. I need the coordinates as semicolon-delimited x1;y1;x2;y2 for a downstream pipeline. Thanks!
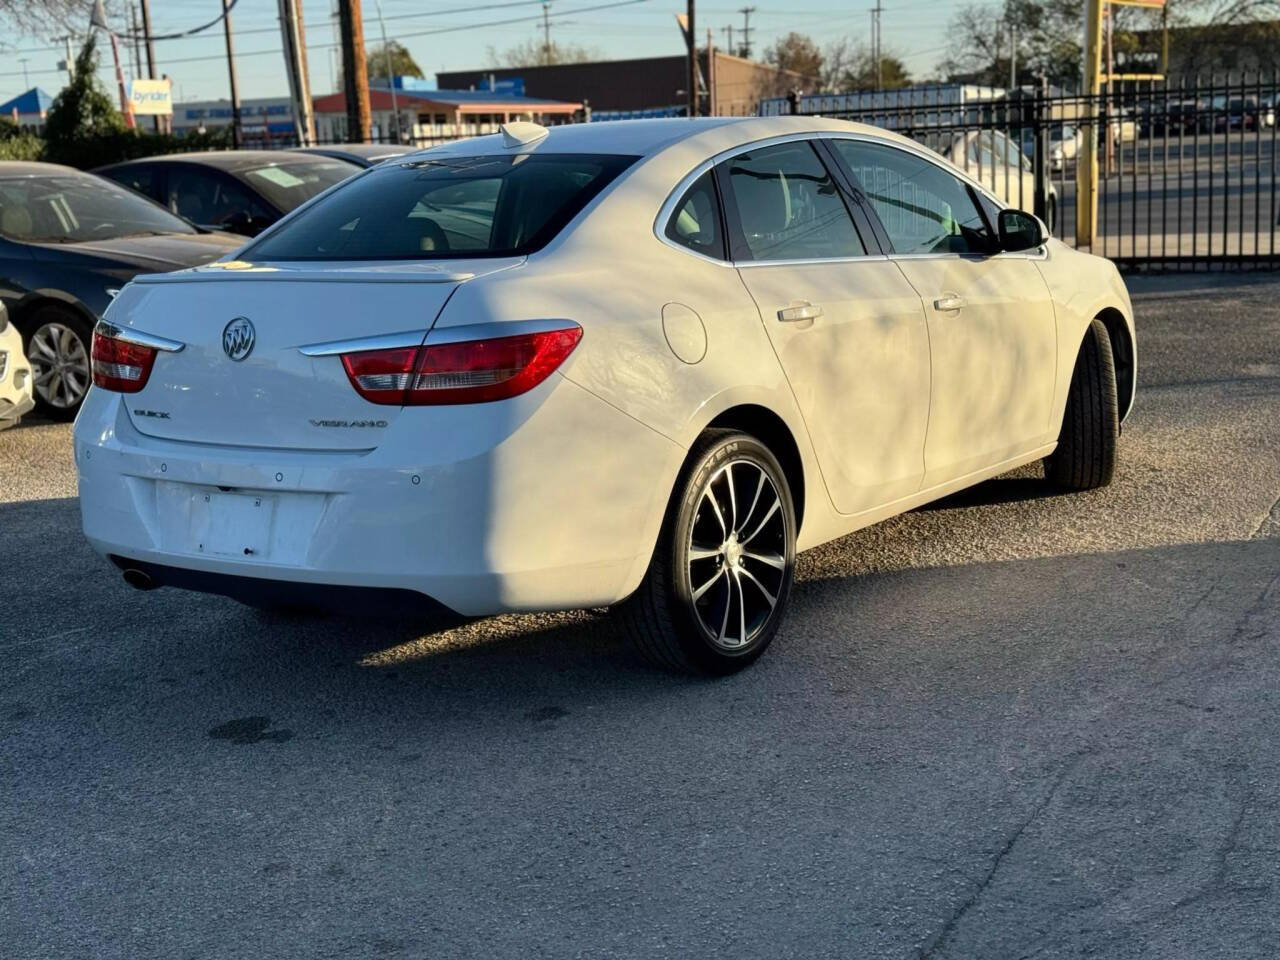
91;328;157;393
341;327;582;406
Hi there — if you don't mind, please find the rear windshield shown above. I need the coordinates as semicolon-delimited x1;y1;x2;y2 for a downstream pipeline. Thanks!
245;153;636;260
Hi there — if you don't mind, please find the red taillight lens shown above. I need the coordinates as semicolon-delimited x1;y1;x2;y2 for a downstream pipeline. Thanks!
341;327;582;406
91;329;158;393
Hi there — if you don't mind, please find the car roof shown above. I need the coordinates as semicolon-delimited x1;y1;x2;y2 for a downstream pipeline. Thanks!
0;160;89;178
95;150;361;173
292;144;412;161
403;116;909;163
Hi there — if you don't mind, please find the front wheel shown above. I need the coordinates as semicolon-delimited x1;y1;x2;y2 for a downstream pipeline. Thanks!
1046;318;1119;491
621;430;797;675
21;307;94;420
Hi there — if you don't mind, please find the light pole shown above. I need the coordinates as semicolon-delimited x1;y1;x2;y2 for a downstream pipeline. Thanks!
372;0;400;142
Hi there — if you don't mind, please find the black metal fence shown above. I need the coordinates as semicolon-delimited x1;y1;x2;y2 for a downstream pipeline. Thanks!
766;76;1280;272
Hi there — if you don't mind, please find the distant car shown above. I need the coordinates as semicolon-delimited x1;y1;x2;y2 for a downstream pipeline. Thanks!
0;302;34;430
95;151;360;237
289;144;414;168
944;130;1059;231
0;162;243;418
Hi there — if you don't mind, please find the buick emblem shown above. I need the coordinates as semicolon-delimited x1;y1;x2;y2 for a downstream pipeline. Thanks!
222;317;255;361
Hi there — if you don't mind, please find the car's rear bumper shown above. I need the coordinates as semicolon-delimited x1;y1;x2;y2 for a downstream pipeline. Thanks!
74;377;684;616
0;393;35;431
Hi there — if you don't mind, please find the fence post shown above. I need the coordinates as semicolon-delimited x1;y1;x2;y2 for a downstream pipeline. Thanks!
1033;78;1049;226
1077;0;1104;248
787;89;802;115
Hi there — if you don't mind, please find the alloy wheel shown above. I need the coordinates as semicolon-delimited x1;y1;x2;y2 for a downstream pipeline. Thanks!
687;458;788;650
28;321;91;410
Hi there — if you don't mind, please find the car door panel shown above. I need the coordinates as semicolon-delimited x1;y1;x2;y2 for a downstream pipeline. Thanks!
827;138;1058;488
717;140;930;516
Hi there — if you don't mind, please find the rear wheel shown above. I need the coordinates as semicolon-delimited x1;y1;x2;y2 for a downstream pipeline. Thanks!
621;430;796;675
1046;317;1119;491
21;306;94;420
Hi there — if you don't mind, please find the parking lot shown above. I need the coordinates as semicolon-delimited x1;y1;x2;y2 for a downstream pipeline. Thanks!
3;272;1279;958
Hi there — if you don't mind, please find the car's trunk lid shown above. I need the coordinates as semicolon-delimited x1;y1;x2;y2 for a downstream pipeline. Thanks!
110;258;520;450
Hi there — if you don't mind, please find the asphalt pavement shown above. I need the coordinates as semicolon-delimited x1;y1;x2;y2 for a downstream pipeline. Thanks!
2;272;1279;959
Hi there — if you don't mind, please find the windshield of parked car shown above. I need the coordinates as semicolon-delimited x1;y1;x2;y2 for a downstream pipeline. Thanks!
236;158;358;212
244;153;637;260
0;173;196;243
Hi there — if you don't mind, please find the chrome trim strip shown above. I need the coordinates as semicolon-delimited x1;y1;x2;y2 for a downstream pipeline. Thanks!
298;330;429;357
738;254;890;269
94;320;185;353
424;318;580;346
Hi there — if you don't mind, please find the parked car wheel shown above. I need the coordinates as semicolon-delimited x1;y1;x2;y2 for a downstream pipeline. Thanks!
1047;318;1119;491
622;430;797;675
21;306;94;420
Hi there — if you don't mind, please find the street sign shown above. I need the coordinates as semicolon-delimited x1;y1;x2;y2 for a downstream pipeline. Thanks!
129;77;172;116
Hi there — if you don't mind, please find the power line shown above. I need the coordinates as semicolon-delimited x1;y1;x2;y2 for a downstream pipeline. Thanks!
0;0;654;79
737;5;754;59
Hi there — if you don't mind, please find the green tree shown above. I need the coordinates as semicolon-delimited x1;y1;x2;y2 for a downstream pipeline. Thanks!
366;40;424;82
43;36;126;162
757;32;825;98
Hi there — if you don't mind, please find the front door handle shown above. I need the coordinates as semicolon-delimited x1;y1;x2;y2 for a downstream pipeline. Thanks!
933;295;965;312
777;302;824;323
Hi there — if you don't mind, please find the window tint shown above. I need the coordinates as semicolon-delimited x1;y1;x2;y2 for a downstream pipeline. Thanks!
246;153;636;261
109;165;160;203
722;141;865;261
167;167;272;228
664;171;723;259
831;140;992;255
0;174;195;243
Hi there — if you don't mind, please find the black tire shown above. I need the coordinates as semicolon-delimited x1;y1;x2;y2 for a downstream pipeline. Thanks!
1047;318;1119;491
620;430;797;675
19;305;95;420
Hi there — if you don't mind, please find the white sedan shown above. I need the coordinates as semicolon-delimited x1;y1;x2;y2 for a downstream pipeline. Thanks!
75;117;1135;674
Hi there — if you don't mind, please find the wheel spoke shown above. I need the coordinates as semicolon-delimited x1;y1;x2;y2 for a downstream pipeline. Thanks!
688;545;722;562
716;579;732;644
30;335;57;361
692;567;727;602
725;463;738;533
732;571;747;645
740;499;780;546
742;549;785;570
741;468;766;535
737;565;778;608
34;366;56;386
702;489;727;537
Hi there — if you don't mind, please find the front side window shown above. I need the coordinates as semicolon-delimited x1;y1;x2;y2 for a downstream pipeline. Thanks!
664;171;724;259
722;141;866;262
831;140;992;256
246;153;636;260
0;174;195;243
168;167;272;228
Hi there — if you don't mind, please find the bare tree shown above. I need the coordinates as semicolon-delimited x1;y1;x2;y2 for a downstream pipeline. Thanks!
0;0;90;34
485;38;600;68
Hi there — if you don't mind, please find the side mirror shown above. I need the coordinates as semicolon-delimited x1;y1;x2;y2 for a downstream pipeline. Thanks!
997;208;1047;252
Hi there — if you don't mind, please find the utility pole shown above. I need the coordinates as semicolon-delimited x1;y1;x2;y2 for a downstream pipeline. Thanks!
129;4;143;86
542;3;552;64
279;0;316;145
372;0;399;142
222;0;241;147
1009;21;1016;88
738;6;754;59
140;0;160;132
723;24;734;58
337;0;371;142
53;35;75;81
687;0;697;117
870;0;883;89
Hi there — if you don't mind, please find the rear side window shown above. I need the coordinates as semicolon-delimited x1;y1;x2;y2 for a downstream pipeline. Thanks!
664;171;724;259
721;141;866;262
245;153;636;260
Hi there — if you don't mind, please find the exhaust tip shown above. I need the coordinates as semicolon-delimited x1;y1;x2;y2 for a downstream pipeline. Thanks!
122;568;157;591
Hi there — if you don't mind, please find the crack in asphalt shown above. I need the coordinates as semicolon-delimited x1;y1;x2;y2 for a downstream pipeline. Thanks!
1250;491;1280;540
916;752;1091;960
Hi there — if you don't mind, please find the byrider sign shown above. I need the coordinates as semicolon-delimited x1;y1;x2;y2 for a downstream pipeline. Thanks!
129;78;172;116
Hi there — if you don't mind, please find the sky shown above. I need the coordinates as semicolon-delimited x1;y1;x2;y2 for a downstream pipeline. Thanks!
0;0;963;108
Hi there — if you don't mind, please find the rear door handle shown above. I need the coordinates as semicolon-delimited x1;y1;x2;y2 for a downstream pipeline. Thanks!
777;302;824;323
933;295;965;312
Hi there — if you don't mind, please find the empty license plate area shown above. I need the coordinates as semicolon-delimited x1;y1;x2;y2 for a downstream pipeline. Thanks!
192;491;275;558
